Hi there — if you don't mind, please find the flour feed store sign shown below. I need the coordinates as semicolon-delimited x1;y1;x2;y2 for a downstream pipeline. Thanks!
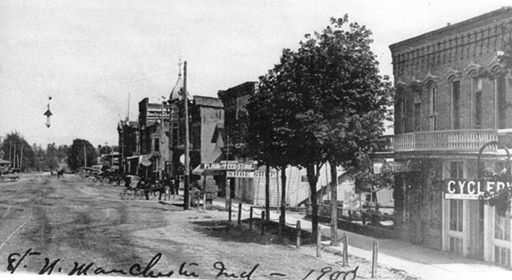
445;179;512;200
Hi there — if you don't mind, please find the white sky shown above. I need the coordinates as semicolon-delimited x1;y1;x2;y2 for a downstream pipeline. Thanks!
0;0;511;147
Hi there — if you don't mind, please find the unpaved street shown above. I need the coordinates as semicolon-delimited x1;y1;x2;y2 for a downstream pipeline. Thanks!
0;173;352;279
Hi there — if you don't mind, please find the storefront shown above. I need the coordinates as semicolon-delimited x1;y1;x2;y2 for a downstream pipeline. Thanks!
440;159;512;266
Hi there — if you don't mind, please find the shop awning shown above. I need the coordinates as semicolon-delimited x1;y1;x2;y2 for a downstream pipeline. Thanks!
140;154;152;167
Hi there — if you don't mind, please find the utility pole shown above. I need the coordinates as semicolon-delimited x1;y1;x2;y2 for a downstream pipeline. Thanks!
225;134;230;210
20;144;24;172
183;60;190;210
83;145;87;167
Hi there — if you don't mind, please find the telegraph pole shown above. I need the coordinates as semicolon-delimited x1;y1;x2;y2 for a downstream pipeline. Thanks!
183;60;190;210
83;145;87;167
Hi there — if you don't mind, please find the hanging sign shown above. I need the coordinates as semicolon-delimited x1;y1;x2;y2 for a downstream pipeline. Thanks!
373;161;419;174
445;179;512;200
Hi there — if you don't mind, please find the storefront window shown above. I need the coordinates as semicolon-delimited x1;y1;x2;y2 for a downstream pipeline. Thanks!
450;200;463;232
494;208;510;241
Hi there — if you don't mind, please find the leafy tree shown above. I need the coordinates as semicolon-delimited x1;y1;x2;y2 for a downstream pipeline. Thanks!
67;139;97;170
1;132;36;171
247;63;297;230
248;15;392;242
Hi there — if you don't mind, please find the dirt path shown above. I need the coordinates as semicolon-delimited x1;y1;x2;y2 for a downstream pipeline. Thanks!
0;173;401;279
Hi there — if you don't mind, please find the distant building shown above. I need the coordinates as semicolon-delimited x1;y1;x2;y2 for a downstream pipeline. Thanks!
137;98;171;178
389;7;512;266
117;120;139;174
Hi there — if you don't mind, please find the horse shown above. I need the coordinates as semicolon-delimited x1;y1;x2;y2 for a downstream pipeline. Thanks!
57;169;64;178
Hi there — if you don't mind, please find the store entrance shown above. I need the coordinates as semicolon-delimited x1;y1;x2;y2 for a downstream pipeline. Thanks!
468;200;485;260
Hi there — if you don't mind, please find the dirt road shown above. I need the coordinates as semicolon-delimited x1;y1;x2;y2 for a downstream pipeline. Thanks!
0;173;356;279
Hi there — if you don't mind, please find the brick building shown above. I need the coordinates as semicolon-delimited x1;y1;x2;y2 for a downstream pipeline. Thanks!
390;7;512;266
137;98;171;177
169;95;224;191
117;120;139;174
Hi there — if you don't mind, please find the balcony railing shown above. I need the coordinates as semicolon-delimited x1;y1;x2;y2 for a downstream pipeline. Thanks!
394;129;499;153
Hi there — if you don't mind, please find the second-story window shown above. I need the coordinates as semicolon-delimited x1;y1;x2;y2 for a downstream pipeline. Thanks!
414;90;422;131
429;84;437;131
472;77;483;129
496;74;507;129
451;80;461;129
154;138;159;152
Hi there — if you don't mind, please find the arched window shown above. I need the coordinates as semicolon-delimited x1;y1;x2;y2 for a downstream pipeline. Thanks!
495;73;507;129
449;78;461;129
427;82;438;131
469;72;483;129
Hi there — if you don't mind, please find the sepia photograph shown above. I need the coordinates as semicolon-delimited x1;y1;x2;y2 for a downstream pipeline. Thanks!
1;1;512;279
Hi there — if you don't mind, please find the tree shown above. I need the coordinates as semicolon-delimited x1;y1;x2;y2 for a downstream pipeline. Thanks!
247;63;297;231
249;15;392;242
67;139;97;171
1;132;36;171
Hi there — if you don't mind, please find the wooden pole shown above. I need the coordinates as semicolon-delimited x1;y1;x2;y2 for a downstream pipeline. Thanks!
296;220;301;249
202;175;206;211
228;200;232;222
330;161;338;245
83;145;87;167
183;60;190;210
249;207;253;231
237;203;242;226
371;240;378;278
342;234;349;266
19;144;24;171
316;227;322;257
261;211;265;235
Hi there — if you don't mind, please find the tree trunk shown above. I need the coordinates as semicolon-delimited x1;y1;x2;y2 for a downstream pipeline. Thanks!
265;163;270;221
279;165;287;235
329;160;338;245
307;164;319;243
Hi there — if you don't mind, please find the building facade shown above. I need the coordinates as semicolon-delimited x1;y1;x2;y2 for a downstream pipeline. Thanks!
169;95;224;190
390;7;512;266
117;120;139;174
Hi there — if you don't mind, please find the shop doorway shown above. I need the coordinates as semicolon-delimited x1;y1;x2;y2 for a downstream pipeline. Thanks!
468;200;484;260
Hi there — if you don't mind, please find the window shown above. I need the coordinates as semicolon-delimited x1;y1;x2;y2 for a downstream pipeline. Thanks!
398;89;406;133
451;81;461;129
450;200;463;232
171;124;179;146
413;91;422;131
496;75;507;129
154;138;159;152
429;86;437;131
472;77;483;128
494;209;510;241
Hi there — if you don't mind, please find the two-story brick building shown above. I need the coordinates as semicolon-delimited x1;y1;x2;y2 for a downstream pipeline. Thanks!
390;7;512;266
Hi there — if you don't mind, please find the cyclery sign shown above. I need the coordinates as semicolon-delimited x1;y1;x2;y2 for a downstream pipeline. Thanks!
445;180;511;200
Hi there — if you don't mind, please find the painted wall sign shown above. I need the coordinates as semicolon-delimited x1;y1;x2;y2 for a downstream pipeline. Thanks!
201;162;256;171
444;179;512;200
373;161;419;174
227;170;277;178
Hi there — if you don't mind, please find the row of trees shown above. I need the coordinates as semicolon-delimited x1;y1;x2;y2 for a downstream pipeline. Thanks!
246;15;393;242
1;132;116;172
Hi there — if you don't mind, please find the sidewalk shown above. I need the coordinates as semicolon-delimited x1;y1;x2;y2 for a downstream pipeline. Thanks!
210;198;512;280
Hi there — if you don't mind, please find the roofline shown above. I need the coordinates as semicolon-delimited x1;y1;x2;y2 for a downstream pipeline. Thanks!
389;6;512;51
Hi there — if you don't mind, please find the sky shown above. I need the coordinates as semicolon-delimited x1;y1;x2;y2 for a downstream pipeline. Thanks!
0;0;511;147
